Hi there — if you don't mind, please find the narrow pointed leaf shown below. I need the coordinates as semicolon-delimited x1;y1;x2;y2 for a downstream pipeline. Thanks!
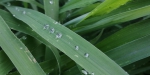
0;16;46;75
7;6;128;75
60;0;98;13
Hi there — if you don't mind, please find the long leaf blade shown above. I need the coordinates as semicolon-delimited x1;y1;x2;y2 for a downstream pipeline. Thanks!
0;16;46;75
7;6;128;75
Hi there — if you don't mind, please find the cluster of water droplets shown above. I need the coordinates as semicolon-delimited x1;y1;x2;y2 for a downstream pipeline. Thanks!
43;24;63;39
75;46;90;58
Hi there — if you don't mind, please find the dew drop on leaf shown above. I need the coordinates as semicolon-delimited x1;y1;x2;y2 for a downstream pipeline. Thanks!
49;0;53;4
20;47;23;49
49;28;55;33
23;11;26;14
13;14;15;17
75;46;79;50
43;24;49;30
22;36;27;40
15;7;19;11
81;70;88;75
55;22;58;24
84;53;89;58
56;33;62;38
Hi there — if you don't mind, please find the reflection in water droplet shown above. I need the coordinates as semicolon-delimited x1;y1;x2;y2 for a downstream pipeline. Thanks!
43;24;49;30
75;46;79;50
49;28;55;33
49;0;53;4
56;33;62;38
81;70;88;75
84;53;89;58
13;14;15;17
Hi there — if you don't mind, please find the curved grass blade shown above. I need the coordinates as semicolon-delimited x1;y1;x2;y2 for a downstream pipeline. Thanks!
74;5;150;34
96;19;150;52
0;9;62;75
96;19;150;67
60;0;98;13
83;0;130;20
73;0;150;28
44;0;61;74
44;0;59;21
0;16;46;75
7;6;128;75
19;0;43;9
71;3;100;18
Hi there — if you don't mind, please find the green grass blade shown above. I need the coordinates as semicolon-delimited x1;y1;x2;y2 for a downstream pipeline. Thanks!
0;9;62;75
0;51;14;75
82;0;130;20
96;19;150;67
44;0;59;21
71;0;150;28
0;16;46;75
60;0;98;13
44;0;60;74
7;6;128;75
74;5;150;34
70;3;100;18
19;0;43;9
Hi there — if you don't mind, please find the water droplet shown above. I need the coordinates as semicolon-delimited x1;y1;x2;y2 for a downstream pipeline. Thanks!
7;2;11;6
49;28;55;33
49;0;53;4
20;47;23;49
23;11;26;14
91;72;94;75
43;24;49;30
81;70;88;75
75;46;79;50
13;14;15;17
22;36;27;40
84;53;89;58
15;7;20;11
55;22;58;24
56;33;62;38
